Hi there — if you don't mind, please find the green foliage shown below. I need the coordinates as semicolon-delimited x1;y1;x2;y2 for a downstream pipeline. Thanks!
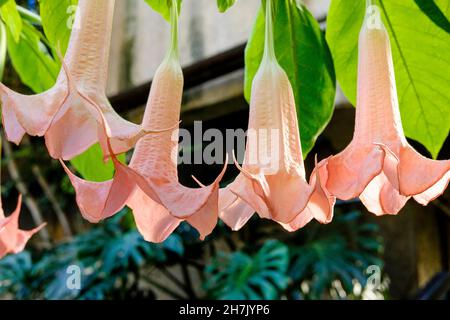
288;211;383;299
0;210;185;300
70;144;126;182
0;0;22;42
6;20;58;92
0;252;34;299
217;0;237;13
144;0;182;22
39;0;78;54
327;0;450;158
204;240;290;300
245;0;336;157
0;21;6;80
203;210;385;300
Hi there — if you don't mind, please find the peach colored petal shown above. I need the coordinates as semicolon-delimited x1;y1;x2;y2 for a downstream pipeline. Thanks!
218;187;255;231
1;99;25;144
0;195;46;259
0;62;71;144
127;188;181;243
279;159;335;231
324;144;384;200
398;145;450;203
60;159;134;223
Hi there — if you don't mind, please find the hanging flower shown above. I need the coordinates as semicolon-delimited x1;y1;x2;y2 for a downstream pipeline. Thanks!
61;0;227;243
0;0;154;160
219;0;335;231
318;4;449;215
0;195;46;259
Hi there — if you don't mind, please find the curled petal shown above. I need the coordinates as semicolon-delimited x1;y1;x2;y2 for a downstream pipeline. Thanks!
0;196;46;259
0;67;71;144
359;143;409;215
126;158;227;220
280;159;335;231
231;160;334;225
127;188;181;243
60;159;134;223
1;100;25;144
219;180;256;231
360;174;409;216
325;143;384;200
307;159;335;224
399;145;450;204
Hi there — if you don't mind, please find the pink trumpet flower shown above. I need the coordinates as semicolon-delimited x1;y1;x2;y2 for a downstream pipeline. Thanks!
61;1;226;243
0;0;150;160
0;195;46;259
318;3;449;215
219;0;335;231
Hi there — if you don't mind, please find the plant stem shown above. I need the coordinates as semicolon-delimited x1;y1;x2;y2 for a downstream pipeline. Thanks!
263;0;276;62
167;0;179;60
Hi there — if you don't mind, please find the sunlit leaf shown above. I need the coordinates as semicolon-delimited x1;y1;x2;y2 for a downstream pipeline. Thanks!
0;0;22;42
144;0;181;22
217;0;237;13
70;143;126;182
6;20;58;92
39;0;78;54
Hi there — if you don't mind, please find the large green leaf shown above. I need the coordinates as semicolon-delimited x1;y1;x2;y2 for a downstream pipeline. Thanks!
327;0;450;158
245;0;336;156
39;0;78;54
204;240;289;300
70;144;126;182
144;0;181;22
0;0;22;42
217;0;237;13
6;20;58;92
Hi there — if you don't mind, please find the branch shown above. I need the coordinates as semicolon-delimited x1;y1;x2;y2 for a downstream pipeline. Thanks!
31;164;73;239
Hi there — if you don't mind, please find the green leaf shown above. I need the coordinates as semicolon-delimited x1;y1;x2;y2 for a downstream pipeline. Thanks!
144;0;181;22
217;0;237;13
0;21;6;80
6;20;58;92
204;240;289;300
414;0;450;33
245;0;336;156
0;0;22;42
17;6;42;25
39;0;78;54
326;0;450;158
70;143;126;182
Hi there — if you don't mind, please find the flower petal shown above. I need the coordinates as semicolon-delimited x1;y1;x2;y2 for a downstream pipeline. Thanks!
0;196;46;259
399;145;450;203
324;143;384;200
127;188;181;243
219;187;255;231
60;159;134;223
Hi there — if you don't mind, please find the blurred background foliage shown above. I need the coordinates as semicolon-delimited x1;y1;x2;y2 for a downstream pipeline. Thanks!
0;208;387;300
0;0;449;300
